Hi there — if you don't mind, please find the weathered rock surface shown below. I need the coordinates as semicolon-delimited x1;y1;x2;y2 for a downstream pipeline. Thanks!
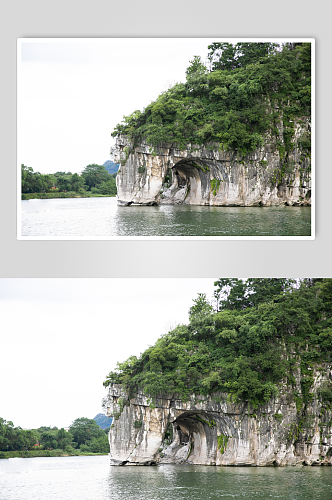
105;373;332;466
113;123;311;207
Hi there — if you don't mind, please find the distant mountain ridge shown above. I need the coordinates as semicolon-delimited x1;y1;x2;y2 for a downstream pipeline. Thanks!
103;160;120;175
93;413;113;430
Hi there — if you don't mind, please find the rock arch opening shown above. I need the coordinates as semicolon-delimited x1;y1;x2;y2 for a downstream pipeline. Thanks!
115;134;312;207
159;411;233;465
160;159;211;205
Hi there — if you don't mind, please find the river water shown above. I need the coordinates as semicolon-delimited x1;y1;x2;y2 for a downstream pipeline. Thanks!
20;197;311;237
0;457;331;500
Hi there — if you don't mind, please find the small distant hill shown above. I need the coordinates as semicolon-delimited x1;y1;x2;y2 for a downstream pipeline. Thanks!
103;161;120;175
93;413;113;430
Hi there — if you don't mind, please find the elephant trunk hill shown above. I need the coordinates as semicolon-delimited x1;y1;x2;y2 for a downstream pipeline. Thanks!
104;279;332;467
114;134;311;207
111;43;312;207
105;381;331;466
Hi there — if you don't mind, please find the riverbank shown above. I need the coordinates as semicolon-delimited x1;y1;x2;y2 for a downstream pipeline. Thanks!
0;449;108;459
21;192;116;200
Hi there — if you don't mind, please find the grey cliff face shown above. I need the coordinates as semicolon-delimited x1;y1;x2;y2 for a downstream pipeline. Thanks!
105;375;332;467
113;126;311;207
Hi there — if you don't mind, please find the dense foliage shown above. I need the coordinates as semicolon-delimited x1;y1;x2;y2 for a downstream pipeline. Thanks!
0;416;110;454
104;279;332;409
0;418;40;452
21;163;117;196
112;42;311;159
68;418;110;453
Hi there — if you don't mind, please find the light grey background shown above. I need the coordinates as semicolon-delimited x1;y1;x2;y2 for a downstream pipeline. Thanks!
1;0;330;278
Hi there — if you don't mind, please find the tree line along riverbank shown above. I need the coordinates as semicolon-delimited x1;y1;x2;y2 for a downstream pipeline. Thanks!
0;417;111;459
21;163;118;200
22;191;116;200
0;449;108;459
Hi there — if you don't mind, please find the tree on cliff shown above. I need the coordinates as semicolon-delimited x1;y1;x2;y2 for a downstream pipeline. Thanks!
111;42;311;160
104;279;332;409
207;42;278;72
188;293;213;318
213;278;295;311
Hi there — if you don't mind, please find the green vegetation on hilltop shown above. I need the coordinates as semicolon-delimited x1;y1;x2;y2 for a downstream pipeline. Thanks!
21;163;117;199
112;42;311;161
104;279;332;409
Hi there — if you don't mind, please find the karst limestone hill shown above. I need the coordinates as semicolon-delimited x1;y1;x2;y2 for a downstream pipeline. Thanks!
111;43;312;207
103;279;332;467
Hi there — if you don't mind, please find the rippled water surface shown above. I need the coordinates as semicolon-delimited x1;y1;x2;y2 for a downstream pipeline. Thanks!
21;197;311;237
0;457;331;500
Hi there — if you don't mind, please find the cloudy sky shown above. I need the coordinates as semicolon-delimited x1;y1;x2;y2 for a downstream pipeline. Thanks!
17;38;227;175
0;278;216;429
18;37;287;176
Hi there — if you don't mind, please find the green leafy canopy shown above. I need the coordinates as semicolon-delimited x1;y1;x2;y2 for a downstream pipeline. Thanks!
112;43;311;158
104;279;332;409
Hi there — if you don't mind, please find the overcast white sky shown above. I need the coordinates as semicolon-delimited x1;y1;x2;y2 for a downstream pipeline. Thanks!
0;278;217;429
17;38;289;176
17;38;225;175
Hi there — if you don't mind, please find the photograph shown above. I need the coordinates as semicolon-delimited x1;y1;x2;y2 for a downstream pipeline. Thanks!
17;38;314;240
2;0;331;498
0;278;331;499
